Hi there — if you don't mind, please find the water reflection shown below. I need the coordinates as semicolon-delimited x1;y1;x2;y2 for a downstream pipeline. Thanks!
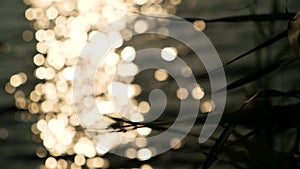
6;0;190;168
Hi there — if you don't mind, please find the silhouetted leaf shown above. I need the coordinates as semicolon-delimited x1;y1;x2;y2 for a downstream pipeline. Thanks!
294;127;300;160
245;89;300;105
224;30;288;67
225;57;296;91
288;11;300;51
197;30;288;80
185;13;295;23
200;125;236;169
224;129;261;149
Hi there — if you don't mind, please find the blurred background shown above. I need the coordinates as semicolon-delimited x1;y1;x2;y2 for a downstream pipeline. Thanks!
0;0;300;169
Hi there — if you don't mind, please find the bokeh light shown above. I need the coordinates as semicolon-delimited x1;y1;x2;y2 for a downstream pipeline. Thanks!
5;0;207;168
161;47;178;61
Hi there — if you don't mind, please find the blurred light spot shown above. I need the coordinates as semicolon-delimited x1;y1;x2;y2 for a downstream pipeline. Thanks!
45;30;55;41
83;96;95;108
0;128;8;139
10;74;22;87
121;46;136;62
29;102;39;113
55;16;67;25
130;113;144;122
176;88;188;100
117;63;138;77
121;29;133;41
103;159;110;168
138;101;150;113
36;42;48;53
128;84;140;98
170;0;181;5
70;30;87;42
180;66;192;78
14;90;25;99
135;138;147;147
192;86;204;100
36;147;47;158
154;69;168;81
0;42;12;54
74;154;86;166
31;123;39;134
135;0;147;5
37;119;48;132
46;7;58;20
57;159;67;169
38;165;46;169
170;138;182;149
200;100;215;113
194;20;206;31
131;84;142;96
25;8;35;20
45;67;56;80
35;30;45;41
22;0;31;5
62;67;75;80
134;20;148;33
104;65;116;75
69;114;80;126
137;148;152;161
35;67;47;79
125;148;137;159
20;112;32;121
48;119;64;133
36;18;50;29
71;163;80;169
86;157;105;168
33;54;45;66
137;127;152;136
56;80;68;93
161;47;177;61
140;164;153;169
19;72;28;83
74;137;96;157
41;100;54;113
5;82;15;94
45;157;57;169
85;13;99;25
101;6;114;18
96;146;108;155
97;101;114;114
157;27;169;36
105;52;119;65
23;30;34;42
107;31;123;48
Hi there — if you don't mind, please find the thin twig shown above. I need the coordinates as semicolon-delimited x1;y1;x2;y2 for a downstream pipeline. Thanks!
198;125;236;169
197;30;288;80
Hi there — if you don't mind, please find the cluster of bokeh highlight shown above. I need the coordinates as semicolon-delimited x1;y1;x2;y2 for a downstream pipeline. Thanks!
4;0;213;168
